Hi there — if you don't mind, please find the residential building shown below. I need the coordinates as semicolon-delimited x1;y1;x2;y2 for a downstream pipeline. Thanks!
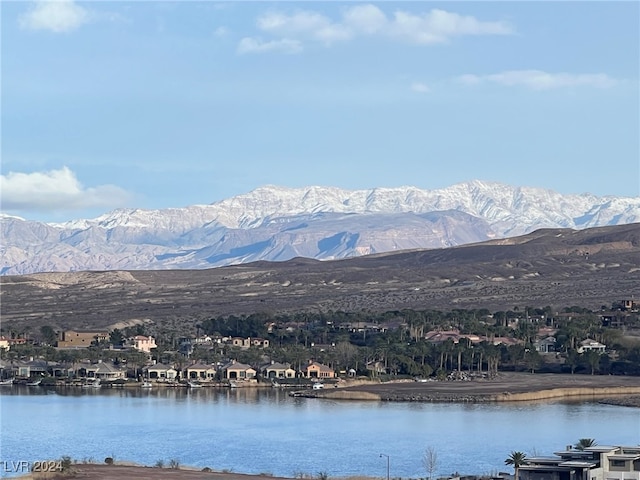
186;363;217;382
520;444;640;480
14;359;49;378
578;339;606;354
229;337;269;349
131;335;157;353
145;363;178;381
303;361;335;379
220;360;256;380
0;336;9;351
250;337;269;348
535;337;557;354
57;330;109;348
83;362;126;380
366;360;387;375
261;361;296;379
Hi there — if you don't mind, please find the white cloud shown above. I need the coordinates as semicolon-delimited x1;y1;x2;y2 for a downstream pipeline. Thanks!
457;70;619;90
456;74;482;86
237;37;303;55
19;0;90;33
386;8;513;44
245;4;513;52
257;11;352;45
0;167;132;212
411;82;430;93
342;4;387;35
214;26;230;38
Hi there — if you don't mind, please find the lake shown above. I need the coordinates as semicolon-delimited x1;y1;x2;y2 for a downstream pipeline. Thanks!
1;385;639;479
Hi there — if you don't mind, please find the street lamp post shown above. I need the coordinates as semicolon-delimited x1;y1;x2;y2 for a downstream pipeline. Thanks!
379;453;390;480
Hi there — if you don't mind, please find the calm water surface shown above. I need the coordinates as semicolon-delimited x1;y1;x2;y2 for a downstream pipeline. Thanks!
1;386;639;478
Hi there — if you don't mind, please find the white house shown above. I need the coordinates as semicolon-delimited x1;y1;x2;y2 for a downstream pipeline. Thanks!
578;338;606;354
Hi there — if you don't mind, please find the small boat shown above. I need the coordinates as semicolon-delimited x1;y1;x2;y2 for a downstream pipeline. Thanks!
26;379;42;386
82;379;101;389
0;378;14;386
141;381;153;388
312;382;324;390
187;381;202;388
229;381;237;389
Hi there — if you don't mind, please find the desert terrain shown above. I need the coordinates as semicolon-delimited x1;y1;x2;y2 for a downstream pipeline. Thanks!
2;224;639;332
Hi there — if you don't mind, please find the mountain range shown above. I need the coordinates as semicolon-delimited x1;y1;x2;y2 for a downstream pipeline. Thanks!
2;180;639;275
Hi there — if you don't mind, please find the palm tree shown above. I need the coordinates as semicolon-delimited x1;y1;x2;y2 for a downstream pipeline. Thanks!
504;451;528;480
575;438;597;451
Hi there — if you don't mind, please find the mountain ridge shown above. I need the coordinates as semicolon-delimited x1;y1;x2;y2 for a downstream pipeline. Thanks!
2;181;639;275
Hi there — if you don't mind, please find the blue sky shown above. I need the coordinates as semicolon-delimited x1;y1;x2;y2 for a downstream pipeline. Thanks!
1;1;639;222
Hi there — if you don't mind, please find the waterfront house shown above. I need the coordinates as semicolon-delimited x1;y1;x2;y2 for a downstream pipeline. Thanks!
303;361;335;379
186;363;217;382
519;444;640;480
145;363;178;381
14;359;49;379
83;361;126;380
261;361;296;379
220;360;256;380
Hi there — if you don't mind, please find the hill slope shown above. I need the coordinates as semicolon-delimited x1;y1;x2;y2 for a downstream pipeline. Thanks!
1;223;638;331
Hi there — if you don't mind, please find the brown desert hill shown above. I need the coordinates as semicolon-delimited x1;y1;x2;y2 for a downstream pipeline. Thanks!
1;223;639;331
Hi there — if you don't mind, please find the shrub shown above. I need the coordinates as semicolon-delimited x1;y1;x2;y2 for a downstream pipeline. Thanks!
169;459;180;469
60;456;73;472
104;457;114;465
155;460;165;468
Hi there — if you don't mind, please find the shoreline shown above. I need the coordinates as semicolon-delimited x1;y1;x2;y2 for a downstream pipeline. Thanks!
313;385;640;403
302;372;640;405
18;463;378;480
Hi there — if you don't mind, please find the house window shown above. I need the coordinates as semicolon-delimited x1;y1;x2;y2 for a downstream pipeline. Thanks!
610;460;626;467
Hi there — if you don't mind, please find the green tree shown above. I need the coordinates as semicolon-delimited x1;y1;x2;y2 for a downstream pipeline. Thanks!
40;325;57;345
524;349;542;373
575;438;597;451
583;350;601;375
505;451;528;480
565;349;580;374
109;329;125;347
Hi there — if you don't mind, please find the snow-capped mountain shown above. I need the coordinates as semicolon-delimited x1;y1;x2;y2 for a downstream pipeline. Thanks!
2;181;639;275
